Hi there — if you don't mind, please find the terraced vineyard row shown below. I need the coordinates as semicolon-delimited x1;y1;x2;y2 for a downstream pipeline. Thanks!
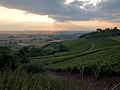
88;38;120;50
30;38;120;66
30;48;108;65
48;45;120;79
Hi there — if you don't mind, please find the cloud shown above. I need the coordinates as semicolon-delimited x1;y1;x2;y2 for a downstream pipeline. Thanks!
0;0;120;22
0;6;55;24
97;0;120;22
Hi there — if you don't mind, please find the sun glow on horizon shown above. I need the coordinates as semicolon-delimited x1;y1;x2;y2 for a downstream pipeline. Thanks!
0;4;119;31
0;6;56;23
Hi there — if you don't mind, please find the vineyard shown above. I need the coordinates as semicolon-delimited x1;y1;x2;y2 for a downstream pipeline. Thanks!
30;37;120;68
1;31;120;90
28;36;120;82
48;46;120;79
0;0;119;88
30;38;92;65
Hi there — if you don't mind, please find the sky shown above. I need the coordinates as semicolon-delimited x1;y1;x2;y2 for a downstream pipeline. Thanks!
0;0;120;31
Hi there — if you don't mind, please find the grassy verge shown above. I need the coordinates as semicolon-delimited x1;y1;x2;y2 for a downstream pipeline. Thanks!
0;68;91;90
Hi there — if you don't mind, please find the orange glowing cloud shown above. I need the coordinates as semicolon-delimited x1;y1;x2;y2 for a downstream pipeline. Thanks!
63;20;120;30
0;6;56;23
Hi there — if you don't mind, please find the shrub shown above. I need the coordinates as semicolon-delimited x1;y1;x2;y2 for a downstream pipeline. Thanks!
0;46;18;70
27;63;45;73
71;66;79;74
17;47;30;63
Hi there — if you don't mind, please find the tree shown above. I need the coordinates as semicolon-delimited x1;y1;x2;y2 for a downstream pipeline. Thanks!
19;40;22;43
113;27;119;31
105;28;110;31
18;47;30;63
9;41;12;44
9;35;15;38
58;44;69;52
96;28;102;32
0;46;17;70
72;66;79;74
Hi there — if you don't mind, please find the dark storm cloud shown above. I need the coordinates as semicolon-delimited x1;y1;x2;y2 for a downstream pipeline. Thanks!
99;0;120;10
0;0;120;22
0;0;65;15
97;0;120;22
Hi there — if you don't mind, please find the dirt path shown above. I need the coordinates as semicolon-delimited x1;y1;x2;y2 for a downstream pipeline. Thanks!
47;41;120;90
50;41;95;65
85;41;94;52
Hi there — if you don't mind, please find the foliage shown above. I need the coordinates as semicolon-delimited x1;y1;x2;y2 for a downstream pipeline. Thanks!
89;38;120;50
0;68;91;90
43;42;70;53
48;46;120;78
62;38;91;53
30;37;120;66
29;47;55;57
17;47;30;63
0;46;18;70
80;28;120;39
27;63;45;73
18;42;69;58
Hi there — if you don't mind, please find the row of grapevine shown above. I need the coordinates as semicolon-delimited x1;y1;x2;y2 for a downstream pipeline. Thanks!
48;46;120;79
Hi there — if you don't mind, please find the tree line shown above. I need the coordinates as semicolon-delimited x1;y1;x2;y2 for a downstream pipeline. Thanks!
80;27;120;38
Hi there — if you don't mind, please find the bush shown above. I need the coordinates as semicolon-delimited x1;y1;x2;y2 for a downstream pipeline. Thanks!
17;47;30;63
0;46;18;70
27;63;45;73
71;66;79;74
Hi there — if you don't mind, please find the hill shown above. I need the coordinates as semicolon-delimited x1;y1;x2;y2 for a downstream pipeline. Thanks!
1;30;120;90
44;30;120;79
48;45;120;78
31;37;120;67
79;28;120;39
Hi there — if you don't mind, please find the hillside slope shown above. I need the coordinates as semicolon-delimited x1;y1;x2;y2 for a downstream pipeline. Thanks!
79;30;120;39
31;37;120;66
48;45;120;78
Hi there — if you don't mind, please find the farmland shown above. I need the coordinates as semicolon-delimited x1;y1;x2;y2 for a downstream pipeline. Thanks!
62;38;92;53
29;34;120;89
0;0;120;89
0;31;85;48
1;30;120;90
30;37;120;66
48;46;120;77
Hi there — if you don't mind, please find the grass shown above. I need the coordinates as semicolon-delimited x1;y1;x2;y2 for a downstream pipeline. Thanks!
63;38;92;53
30;37;120;66
89;38;120;50
0;68;92;90
30;38;92;65
30;48;108;66
1;37;120;89
1;31;120;90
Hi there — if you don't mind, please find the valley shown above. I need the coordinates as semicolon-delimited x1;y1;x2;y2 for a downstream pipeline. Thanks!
0;30;120;90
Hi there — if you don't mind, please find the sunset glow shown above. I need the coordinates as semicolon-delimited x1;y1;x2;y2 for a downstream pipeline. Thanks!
0;0;119;31
0;6;55;23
